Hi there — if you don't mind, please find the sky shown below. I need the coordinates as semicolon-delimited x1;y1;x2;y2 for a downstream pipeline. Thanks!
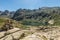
0;0;60;11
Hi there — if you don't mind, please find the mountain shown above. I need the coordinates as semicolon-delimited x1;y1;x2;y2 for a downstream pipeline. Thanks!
0;10;15;18
12;7;60;26
0;7;60;26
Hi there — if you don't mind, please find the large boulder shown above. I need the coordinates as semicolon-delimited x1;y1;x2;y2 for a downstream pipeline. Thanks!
20;33;48;40
0;28;24;40
6;28;20;34
11;30;24;40
20;34;43;40
0;35;13;40
0;31;6;38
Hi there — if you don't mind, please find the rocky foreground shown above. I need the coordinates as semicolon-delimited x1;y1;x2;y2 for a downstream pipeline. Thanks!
0;26;60;40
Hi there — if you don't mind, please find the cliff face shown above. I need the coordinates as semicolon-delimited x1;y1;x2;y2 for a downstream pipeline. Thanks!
0;27;60;40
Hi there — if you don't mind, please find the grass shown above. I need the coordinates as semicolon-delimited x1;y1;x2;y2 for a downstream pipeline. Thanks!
0;18;7;28
0;17;60;30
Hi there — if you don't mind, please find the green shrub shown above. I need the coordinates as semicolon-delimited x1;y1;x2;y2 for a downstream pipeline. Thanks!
21;19;49;26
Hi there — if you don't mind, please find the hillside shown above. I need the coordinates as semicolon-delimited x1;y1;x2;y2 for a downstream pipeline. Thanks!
0;7;60;26
0;18;24;30
12;7;60;26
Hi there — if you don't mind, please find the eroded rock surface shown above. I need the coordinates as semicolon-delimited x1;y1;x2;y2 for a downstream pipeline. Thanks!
0;27;60;40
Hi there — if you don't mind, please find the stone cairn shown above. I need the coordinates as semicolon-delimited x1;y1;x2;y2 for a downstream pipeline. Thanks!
1;19;14;31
